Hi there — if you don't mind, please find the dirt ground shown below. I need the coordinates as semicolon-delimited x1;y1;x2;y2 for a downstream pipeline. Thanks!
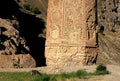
0;65;120;81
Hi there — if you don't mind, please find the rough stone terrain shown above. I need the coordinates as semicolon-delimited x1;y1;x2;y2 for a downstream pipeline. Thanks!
97;0;120;65
0;18;29;55
0;18;36;68
0;54;36;68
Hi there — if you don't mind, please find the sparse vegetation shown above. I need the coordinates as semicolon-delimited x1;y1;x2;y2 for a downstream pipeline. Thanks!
0;65;109;81
23;4;40;14
23;4;30;10
96;64;107;71
31;7;41;14
93;64;110;75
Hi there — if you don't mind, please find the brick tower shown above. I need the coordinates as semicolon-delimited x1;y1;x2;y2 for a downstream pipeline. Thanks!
45;0;98;66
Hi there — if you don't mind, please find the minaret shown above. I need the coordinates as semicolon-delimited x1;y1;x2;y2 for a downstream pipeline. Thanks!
45;0;97;66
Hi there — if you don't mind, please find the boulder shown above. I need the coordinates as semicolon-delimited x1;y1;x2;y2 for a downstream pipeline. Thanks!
0;54;36;68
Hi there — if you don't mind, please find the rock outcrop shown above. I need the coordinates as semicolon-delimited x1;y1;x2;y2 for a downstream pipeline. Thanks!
0;18;29;55
0;54;36;68
0;18;36;68
17;0;48;21
97;0;120;65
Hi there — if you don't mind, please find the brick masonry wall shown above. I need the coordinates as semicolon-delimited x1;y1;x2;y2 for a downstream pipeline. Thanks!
45;0;97;66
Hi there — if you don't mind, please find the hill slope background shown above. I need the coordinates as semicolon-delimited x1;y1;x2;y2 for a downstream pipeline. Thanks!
97;0;120;65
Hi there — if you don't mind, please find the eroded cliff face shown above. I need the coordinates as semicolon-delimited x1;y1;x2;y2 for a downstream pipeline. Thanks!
97;0;120;64
0;18;29;55
17;0;48;21
0;0;46;67
0;18;36;68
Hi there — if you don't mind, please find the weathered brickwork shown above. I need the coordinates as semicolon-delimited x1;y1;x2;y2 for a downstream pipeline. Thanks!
45;0;98;66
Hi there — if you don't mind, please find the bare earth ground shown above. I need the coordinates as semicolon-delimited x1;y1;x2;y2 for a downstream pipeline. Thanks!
0;65;120;81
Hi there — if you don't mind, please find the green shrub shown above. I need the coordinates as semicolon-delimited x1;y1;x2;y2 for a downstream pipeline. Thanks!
49;75;56;81
23;4;40;14
94;70;110;75
23;4;30;10
93;64;110;75
96;64;107;71
60;73;70;78
23;3;40;14
34;74;50;81
59;70;88;79
31;7;41;14
75;70;88;78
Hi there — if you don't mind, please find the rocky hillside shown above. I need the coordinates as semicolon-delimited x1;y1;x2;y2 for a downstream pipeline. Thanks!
0;18;29;55
0;0;47;67
97;0;120;65
17;0;48;21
